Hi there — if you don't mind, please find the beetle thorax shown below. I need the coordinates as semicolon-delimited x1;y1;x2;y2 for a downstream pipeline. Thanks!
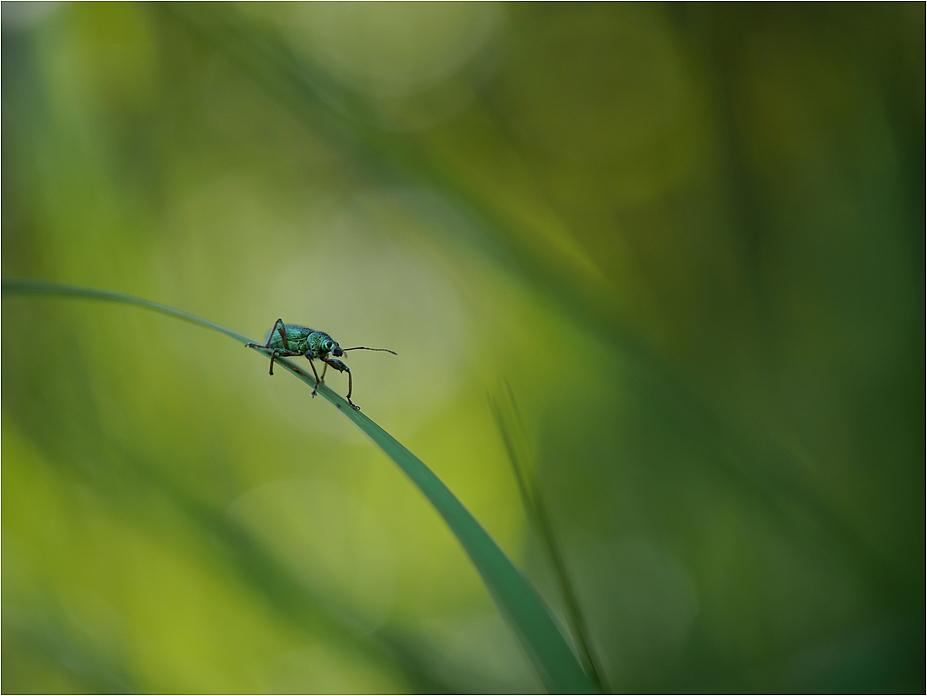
308;331;340;358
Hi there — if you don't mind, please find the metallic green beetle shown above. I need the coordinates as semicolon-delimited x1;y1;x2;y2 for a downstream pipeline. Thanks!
247;319;396;410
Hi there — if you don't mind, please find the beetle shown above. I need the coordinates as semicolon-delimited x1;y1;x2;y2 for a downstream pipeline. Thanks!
246;318;396;410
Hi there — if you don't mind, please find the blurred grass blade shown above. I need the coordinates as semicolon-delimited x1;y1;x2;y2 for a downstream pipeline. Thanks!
2;278;599;694
489;382;608;692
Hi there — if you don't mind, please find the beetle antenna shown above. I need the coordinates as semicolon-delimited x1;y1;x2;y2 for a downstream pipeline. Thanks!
341;346;397;355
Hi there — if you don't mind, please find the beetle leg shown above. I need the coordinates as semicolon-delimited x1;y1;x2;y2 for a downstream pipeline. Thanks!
321;358;359;410
266;318;289;375
305;356;323;397
262;348;302;376
246;319;290;375
269;318;287;376
344;368;358;409
272;319;288;349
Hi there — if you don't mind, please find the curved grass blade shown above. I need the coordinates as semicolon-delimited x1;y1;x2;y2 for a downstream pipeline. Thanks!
1;278;250;344
2;278;599;694
331;395;599;693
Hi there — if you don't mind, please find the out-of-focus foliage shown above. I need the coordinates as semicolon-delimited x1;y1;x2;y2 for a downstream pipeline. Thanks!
2;3;922;693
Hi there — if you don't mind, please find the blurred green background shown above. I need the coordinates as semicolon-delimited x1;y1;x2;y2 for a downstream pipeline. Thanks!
2;3;923;693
